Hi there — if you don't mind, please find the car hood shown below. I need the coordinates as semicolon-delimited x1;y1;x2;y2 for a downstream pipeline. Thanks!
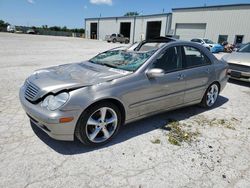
222;52;250;66
27;61;131;99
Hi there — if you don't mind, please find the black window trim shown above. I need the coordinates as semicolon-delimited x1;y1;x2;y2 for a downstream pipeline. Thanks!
151;46;185;74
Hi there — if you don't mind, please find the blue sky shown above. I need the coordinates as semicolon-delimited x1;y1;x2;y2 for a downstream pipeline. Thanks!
0;0;250;28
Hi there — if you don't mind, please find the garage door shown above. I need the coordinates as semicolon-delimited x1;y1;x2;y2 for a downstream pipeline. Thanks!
175;23;206;41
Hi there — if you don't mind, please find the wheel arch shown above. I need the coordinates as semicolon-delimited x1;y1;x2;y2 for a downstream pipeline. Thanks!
210;81;221;93
82;98;126;125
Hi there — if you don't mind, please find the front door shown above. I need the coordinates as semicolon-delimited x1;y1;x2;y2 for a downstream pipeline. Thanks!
126;46;186;119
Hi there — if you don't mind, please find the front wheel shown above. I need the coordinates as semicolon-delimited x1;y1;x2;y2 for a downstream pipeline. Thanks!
75;102;121;146
200;83;219;108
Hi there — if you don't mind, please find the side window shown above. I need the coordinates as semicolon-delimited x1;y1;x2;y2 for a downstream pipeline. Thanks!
118;34;121;37
152;46;182;73
183;46;211;68
111;33;116;37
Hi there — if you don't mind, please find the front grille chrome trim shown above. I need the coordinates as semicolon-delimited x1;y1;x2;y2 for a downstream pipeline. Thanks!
24;80;40;101
228;63;250;73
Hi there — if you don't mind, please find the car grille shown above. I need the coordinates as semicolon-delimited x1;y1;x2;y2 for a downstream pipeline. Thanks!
24;80;40;101
228;63;250;73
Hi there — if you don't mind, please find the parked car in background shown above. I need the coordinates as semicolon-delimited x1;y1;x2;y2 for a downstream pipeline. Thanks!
106;33;130;44
191;38;224;53
233;43;247;52
26;29;36;34
7;25;16;33
222;43;250;82
19;37;228;146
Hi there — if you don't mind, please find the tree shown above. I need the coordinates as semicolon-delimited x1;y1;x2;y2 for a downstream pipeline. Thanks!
0;20;9;27
0;20;9;31
42;25;48;29
124;12;139;16
49;26;61;31
62;26;67;32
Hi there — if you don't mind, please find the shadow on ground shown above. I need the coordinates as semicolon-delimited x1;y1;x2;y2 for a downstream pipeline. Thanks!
31;96;228;155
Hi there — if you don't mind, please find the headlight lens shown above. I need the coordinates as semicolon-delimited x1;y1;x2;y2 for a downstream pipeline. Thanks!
41;92;69;111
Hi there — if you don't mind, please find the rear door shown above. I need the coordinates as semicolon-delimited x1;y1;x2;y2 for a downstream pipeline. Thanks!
181;45;214;103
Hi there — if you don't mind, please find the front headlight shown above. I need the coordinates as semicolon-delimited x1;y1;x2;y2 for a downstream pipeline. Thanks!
41;92;69;111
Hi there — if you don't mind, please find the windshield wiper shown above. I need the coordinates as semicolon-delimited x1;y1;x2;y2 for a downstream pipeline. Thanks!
100;62;119;69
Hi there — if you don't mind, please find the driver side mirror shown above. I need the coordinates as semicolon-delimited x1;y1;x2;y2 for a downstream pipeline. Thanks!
146;68;165;79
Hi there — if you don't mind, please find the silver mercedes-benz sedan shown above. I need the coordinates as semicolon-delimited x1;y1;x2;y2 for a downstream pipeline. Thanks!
19;38;228;146
222;43;250;82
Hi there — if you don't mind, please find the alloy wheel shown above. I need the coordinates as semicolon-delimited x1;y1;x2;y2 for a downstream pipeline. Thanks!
85;107;118;143
206;84;219;107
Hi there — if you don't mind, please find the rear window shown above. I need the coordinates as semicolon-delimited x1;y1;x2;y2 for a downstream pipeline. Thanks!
138;42;166;51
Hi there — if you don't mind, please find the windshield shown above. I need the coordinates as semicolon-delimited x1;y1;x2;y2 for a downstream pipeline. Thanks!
203;39;214;44
89;50;156;71
238;43;250;53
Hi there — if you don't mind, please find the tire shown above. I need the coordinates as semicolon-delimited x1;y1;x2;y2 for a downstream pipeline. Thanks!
75;102;122;146
200;83;219;108
112;38;117;43
125;40;129;44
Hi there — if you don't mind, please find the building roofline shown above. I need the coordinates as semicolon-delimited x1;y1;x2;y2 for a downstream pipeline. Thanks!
85;13;171;21
172;3;250;11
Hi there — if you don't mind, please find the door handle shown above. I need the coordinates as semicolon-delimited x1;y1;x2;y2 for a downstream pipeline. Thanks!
177;74;185;80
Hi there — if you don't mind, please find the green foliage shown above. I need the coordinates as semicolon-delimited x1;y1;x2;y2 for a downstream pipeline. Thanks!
124;12;139;16
0;20;9;27
165;119;200;146
0;19;85;34
151;138;161;144
0;20;9;31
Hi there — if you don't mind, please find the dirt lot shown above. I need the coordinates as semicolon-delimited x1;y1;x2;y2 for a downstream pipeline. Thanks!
0;33;250;188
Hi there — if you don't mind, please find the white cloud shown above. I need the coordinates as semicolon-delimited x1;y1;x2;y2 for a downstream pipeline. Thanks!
27;0;35;4
90;0;112;6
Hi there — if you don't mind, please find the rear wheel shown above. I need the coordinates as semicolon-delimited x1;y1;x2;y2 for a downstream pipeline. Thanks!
125;40;129;44
75;102;121;146
200;83;219;108
112;38;117;43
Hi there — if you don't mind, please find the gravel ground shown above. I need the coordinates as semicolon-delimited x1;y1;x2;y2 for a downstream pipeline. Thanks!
0;33;250;188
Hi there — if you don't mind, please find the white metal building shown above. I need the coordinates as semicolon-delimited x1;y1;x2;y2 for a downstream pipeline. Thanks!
171;4;250;44
85;13;172;43
85;4;250;44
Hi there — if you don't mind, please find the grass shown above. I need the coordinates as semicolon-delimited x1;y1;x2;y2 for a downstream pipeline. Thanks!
151;138;161;144
157;116;239;146
194;115;238;130
165;119;200;146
